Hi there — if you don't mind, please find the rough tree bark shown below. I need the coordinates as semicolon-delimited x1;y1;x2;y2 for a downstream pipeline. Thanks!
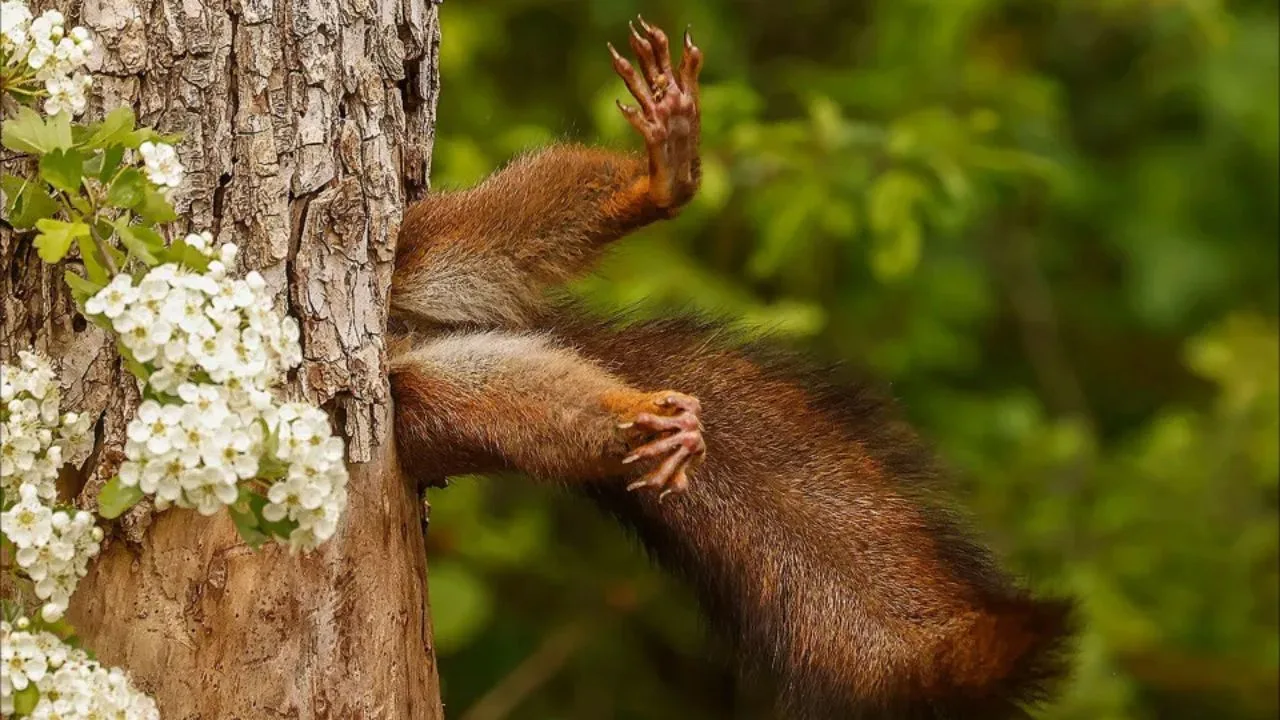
0;0;445;716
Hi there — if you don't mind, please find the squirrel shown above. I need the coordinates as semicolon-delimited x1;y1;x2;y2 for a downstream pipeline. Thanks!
387;18;1075;720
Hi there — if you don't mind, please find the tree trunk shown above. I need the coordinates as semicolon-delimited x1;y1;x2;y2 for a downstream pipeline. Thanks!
0;0;444;716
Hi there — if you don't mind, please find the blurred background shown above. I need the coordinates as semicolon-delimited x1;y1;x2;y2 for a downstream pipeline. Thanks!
420;1;1279;718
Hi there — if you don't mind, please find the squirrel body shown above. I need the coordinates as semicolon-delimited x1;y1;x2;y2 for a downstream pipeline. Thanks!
389;20;1073;719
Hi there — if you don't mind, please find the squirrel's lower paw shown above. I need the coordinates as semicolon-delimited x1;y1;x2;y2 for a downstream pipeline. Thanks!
619;392;705;500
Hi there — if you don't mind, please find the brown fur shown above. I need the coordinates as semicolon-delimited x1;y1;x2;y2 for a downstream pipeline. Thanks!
538;311;1076;719
386;20;1073;719
393;146;665;327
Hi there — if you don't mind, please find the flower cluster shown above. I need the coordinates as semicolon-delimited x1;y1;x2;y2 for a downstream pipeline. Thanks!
1;352;93;503
86;240;302;394
1;618;160;719
138;141;184;189
261;403;349;552
1;3;95;116
2;486;104;622
1;353;102;622
88;238;347;551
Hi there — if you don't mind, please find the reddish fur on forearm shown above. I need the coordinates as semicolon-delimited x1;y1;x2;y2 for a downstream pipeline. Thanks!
390;329;638;481
392;146;671;327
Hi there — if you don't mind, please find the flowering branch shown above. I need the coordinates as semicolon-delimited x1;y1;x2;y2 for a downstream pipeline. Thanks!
2;2;352;716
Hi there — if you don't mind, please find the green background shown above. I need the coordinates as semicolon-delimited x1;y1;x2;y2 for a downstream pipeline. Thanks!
421;1;1279;718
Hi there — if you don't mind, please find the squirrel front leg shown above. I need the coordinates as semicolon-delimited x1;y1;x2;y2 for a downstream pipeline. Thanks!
392;19;703;327
389;330;704;497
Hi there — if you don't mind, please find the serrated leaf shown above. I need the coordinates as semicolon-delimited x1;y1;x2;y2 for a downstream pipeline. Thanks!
98;476;145;519
4;177;59;230
101;145;125;179
81;107;137;149
1;173;25;213
116;222;164;265
33;218;90;263
135;186;178;224
123;127;182;150
47;112;74;150
1;106;52;154
160;236;211;272
38;148;86;194
75;225;120;285
107;167;145;209
64;270;104;305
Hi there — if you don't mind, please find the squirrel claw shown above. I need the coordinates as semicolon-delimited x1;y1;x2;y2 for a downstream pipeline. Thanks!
621;391;704;499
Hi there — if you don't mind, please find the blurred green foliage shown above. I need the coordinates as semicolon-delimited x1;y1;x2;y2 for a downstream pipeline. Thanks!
422;1;1279;718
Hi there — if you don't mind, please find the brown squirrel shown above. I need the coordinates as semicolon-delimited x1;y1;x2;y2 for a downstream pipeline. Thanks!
388;18;1075;720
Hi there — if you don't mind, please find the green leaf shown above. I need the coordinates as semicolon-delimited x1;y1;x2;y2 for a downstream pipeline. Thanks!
1;173;25;212
38;148;86;194
64;270;105;305
0;598;23;623
135;186;178;224
2;176;59;230
160;236;212;272
116;221;164;265
98;476;145;519
229;492;270;549
33;218;90;263
2;106;53;154
12;683;39;716
247;492;298;539
259;418;279;457
107;167;146;209
81;107;137;149
119;344;151;380
68;194;92;215
83;145;126;181
257;453;290;481
124;128;183;150
100;145;125;179
869;219;922;281
47;112;74;150
75;227;116;285
29;614;80;643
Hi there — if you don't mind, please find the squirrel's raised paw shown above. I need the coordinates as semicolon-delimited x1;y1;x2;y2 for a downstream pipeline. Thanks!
608;17;703;210
618;392;705;501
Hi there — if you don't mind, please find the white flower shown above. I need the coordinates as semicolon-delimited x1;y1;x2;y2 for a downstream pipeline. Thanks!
0;480;101;620
1;353;92;506
112;303;155;334
42;70;91;116
186;467;238;516
24;10;64;72
1;621;160;719
2;484;53;546
45;247;346;555
218;242;239;266
85;274;137;319
138;140;184;188
184;231;213;252
0;1;33;58
126;400;182;456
